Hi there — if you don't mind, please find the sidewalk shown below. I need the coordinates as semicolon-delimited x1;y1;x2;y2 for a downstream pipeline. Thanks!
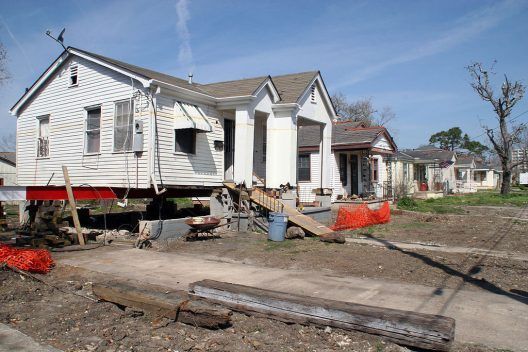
56;246;528;351
345;237;528;261
0;323;62;352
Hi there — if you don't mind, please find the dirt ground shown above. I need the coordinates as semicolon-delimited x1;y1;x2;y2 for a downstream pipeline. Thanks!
352;208;528;253
0;265;412;352
163;206;528;296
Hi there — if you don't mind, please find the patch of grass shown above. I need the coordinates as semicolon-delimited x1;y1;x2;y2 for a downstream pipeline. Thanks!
264;240;296;251
397;190;528;214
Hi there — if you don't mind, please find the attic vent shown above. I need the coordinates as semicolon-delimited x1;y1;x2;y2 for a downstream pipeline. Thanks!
69;64;78;86
310;84;316;103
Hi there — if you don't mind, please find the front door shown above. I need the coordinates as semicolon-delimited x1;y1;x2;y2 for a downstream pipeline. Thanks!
350;154;359;195
224;119;235;181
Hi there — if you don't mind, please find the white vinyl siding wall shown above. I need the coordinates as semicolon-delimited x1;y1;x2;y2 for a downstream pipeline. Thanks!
16;56;151;188
152;95;224;187
298;152;320;203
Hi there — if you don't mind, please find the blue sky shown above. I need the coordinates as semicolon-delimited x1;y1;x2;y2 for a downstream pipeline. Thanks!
0;0;527;148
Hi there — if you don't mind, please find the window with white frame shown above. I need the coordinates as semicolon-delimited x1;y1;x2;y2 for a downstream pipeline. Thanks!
69;63;78;86
85;106;101;154
113;101;134;152
298;154;311;182
37;115;50;158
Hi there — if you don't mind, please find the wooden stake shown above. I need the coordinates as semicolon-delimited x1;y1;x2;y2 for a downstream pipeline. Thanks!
62;165;85;246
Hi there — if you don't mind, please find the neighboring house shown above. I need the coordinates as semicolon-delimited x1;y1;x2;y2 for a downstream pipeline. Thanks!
10;47;335;201
0;152;16;186
455;155;501;191
393;151;415;196
297;122;397;203
397;146;457;195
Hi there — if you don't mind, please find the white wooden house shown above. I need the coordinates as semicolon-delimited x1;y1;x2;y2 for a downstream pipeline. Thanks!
297;122;397;203
396;146;457;197
0;152;16;186
10;47;335;200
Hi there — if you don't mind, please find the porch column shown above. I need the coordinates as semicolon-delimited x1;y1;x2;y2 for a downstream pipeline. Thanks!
267;109;297;188
233;106;254;186
319;122;332;189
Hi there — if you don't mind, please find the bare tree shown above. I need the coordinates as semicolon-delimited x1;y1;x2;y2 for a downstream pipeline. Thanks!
0;133;16;152
467;61;526;194
0;41;9;85
330;93;395;126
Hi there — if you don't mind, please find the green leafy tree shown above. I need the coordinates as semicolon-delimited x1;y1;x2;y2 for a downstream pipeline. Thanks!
429;127;489;157
429;127;463;150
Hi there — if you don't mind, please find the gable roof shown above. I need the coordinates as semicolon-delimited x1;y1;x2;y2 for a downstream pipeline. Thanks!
0;152;16;166
71;47;210;96
11;47;323;115
271;71;319;104
402;147;455;162
200;76;270;98
299;121;396;152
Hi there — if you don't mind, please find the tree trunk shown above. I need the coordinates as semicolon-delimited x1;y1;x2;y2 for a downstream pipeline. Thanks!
501;169;512;195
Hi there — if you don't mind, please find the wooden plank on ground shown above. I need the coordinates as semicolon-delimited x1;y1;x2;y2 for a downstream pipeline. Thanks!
223;182;333;236
93;280;232;329
190;279;455;351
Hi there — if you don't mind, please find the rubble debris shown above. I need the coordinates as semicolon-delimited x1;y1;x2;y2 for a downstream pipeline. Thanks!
285;226;305;240
319;233;346;244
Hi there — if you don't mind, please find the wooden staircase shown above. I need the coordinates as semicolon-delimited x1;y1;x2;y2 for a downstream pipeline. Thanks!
223;182;334;237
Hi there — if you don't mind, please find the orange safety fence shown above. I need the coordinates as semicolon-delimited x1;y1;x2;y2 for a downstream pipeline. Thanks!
331;201;391;231
0;244;54;273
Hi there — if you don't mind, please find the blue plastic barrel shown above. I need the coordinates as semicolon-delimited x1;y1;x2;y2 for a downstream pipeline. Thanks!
268;212;288;241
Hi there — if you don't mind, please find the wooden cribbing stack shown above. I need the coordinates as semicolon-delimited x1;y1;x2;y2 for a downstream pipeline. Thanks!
92;280;231;329
190;280;455;351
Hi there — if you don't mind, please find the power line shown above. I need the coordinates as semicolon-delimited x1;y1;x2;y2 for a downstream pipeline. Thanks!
470;109;528;140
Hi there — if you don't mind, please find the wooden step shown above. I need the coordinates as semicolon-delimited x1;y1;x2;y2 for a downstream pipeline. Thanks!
223;182;333;236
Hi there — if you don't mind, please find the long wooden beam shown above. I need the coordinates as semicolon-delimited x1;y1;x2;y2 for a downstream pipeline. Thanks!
190;279;455;351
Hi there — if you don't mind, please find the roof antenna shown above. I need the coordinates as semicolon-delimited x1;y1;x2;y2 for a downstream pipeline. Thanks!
45;28;66;50
188;72;193;84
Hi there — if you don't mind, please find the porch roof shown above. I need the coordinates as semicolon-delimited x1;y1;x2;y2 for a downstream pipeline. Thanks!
298;122;396;152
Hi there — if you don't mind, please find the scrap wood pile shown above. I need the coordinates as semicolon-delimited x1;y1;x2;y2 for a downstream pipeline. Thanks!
331;201;391;231
0;244;54;273
92;278;455;351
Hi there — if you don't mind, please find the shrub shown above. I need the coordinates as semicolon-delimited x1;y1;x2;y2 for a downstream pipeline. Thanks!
397;197;417;208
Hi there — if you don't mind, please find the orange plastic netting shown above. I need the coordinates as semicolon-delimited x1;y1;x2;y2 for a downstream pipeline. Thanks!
331;201;391;231
0;244;54;273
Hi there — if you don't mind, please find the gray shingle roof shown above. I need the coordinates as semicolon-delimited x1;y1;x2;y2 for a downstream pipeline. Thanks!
299;121;392;149
0;152;16;166
272;71;319;103
402;148;455;162
72;48;317;103
200;76;269;98
71;47;211;96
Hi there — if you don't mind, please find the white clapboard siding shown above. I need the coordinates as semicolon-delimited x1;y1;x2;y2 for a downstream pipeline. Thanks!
298;152;320;203
16;56;151;188
373;134;392;151
152;95;224;187
0;161;17;186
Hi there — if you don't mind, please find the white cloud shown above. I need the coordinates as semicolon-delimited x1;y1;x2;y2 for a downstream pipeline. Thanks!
175;0;194;74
